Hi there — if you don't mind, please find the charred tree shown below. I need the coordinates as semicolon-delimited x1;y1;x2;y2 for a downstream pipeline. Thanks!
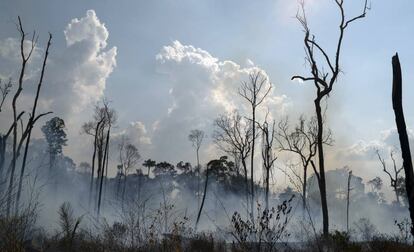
375;148;404;205
292;0;368;237
391;53;414;237
5;17;52;216
239;70;271;220
258;119;277;210
188;129;205;209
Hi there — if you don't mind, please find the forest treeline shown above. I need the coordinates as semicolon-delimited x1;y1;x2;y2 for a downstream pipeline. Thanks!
1;0;414;251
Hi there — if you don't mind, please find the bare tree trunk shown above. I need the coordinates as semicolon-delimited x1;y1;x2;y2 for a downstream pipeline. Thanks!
122;176;127;207
242;159;249;219
103;131;110;204
196;147;200;210
303;166;308;211
97;128;110;216
395;186;400;205
88;123;99;209
7;17;31;217
15;34;52;215
250;108;255;222
265;167;270;211
346;171;352;233
195;164;210;231
0;136;6;178
315;97;329;237
391;53;414;237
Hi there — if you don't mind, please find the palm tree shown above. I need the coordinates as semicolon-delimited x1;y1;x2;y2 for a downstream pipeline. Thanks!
142;159;156;176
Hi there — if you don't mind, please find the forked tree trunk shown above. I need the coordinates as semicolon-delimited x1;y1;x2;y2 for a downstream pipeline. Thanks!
391;53;414;237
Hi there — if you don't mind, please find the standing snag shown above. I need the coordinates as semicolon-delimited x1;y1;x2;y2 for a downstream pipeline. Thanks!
188;129;205;209
391;53;414;238
292;0;368;236
239;70;271;220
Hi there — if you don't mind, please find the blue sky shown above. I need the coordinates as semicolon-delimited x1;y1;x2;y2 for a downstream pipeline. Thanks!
1;0;414;191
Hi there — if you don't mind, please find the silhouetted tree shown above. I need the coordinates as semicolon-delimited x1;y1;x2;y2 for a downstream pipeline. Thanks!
0;79;13;176
0;79;12;113
239;70;271;219
391;53;414;237
82;99;117;215
277;116;332;211
176;161;192;174
142;159;156;176
375;148;404;205
257;119;277;210
8;17;53;216
153;161;176;177
188;129;205;208
292;0;368;236
195;158;226;230
214;111;253;218
41;117;67;170
118;137;140;204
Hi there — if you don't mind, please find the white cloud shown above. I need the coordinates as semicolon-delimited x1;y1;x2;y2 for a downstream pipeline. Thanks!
50;9;117;115
0;10;117;174
152;40;289;163
0;10;117;118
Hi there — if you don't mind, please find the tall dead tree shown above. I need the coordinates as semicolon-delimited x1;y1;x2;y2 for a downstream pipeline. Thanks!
195;159;212;231
188;129;205;209
292;0;368;236
391;53;414;237
5;17;52;216
82;100;116;215
83;116;104;209
239;70;271;220
375;148;404;205
258;119;277;210
214;111;253;218
15;33;52;214
346;170;352;233
97;101;116;216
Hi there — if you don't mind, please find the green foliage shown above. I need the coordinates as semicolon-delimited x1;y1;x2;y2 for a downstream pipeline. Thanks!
41;117;67;157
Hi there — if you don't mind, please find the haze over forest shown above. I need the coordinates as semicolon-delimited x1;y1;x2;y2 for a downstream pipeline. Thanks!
2;0;414;251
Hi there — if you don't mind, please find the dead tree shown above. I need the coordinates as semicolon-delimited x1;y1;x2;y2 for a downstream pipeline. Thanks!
188;129;205;209
118;137;140;206
292;0;368;236
346;170;352;233
257;119;277;210
97;101;116;216
214;111;253;218
239;70;271;220
15;33;53;214
375;149;404;205
391;53;414;237
195;159;213;231
82;100;116;215
277;116;332;211
5;17;52;216
83;116;105;209
0;79;12;113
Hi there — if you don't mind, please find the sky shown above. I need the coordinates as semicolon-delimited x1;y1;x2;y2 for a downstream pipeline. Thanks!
1;0;414;195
